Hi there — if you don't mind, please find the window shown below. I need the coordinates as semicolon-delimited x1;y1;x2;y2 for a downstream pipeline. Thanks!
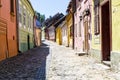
23;10;26;26
19;5;22;23
75;24;77;37
10;0;14;13
28;16;30;28
79;21;81;37
30;18;33;29
94;0;100;35
70;25;73;37
0;0;2;7
29;16;31;28
64;29;66;36
27;14;29;27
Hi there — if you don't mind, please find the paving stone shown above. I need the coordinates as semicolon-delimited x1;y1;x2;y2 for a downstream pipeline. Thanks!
0;40;119;80
46;40;118;80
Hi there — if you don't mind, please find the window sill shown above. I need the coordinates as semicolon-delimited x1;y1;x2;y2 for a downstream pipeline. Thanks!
10;12;15;16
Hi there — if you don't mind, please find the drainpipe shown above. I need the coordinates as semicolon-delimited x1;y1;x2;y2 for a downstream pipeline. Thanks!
72;13;74;49
72;0;76;49
33;15;36;47
16;0;19;53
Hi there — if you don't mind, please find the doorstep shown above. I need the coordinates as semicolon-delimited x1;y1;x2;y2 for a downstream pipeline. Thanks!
75;51;87;56
102;61;111;67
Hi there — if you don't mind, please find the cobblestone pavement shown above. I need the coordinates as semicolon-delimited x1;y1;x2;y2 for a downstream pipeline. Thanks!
0;41;51;80
0;40;120;80
46;41;119;80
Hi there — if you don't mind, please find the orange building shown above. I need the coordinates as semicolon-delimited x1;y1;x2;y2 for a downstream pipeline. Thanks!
0;0;18;61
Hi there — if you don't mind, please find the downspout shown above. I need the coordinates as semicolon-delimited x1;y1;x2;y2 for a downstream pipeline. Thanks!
16;0;20;53
72;13;74;49
72;0;76;49
33;17;35;47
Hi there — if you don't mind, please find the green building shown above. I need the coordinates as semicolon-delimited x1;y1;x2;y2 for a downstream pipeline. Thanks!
17;0;35;52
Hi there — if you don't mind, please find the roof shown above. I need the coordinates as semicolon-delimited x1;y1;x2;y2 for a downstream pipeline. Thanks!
44;13;64;29
35;19;42;28
54;16;66;28
27;0;35;15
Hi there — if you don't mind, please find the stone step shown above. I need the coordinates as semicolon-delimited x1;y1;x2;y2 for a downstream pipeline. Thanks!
102;61;111;67
75;52;87;56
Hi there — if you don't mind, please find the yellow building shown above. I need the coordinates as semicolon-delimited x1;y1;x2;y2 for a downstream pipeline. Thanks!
18;0;35;52
54;16;66;45
91;0;111;61
91;0;120;71
66;13;73;48
111;0;120;71
56;27;62;45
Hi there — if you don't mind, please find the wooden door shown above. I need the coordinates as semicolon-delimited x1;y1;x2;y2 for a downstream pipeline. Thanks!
101;1;111;61
84;20;89;53
0;18;8;61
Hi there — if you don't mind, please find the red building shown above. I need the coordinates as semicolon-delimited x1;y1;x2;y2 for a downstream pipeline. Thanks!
0;0;18;61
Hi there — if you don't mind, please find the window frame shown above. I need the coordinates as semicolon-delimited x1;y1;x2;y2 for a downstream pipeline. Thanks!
79;21;81;37
23;10;26;26
19;5;22;23
10;0;14;13
94;5;100;35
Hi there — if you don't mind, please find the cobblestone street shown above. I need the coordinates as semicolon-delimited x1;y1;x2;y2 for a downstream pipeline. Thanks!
46;41;119;80
0;41;51;80
0;40;119;80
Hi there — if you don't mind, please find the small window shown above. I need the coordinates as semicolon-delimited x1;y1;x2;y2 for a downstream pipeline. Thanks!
79;21;81;37
28;16;30;28
94;0;100;35
70;25;73;37
0;0;2;7
23;10;26;26
19;5;22;23
75;24;77;37
10;0;14;13
94;6;100;35
30;17;33;29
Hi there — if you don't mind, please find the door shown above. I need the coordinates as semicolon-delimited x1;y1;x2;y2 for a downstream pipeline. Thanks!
0;18;8;61
101;1;111;61
83;20;89;53
27;34;30;49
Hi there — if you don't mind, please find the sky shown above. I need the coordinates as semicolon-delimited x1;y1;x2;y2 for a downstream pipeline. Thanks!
30;0;70;19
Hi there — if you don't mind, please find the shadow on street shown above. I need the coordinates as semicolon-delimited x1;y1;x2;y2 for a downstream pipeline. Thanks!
0;42;50;80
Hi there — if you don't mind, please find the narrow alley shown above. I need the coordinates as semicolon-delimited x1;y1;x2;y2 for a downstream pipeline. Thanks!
0;0;120;80
0;40;119;80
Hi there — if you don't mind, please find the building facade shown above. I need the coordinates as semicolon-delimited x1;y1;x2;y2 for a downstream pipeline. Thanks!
0;0;18;61
44;13;64;42
66;13;73;48
56;26;62;45
34;16;42;46
54;16;66;45
90;0;111;61
47;25;55;41
61;20;68;47
66;2;74;48
89;0;120;71
111;0;120;71
17;0;34;52
74;0;92;53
